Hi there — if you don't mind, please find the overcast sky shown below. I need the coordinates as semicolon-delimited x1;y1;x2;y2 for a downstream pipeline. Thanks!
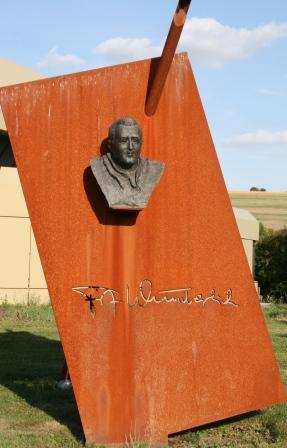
1;0;286;191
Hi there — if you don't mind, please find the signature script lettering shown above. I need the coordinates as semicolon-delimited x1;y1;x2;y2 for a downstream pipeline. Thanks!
72;279;239;318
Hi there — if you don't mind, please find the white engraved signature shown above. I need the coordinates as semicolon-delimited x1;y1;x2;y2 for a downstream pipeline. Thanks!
72;279;239;318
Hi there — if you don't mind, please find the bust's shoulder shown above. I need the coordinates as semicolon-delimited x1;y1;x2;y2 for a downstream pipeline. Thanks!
90;154;110;174
90;154;106;169
140;156;165;175
90;155;110;184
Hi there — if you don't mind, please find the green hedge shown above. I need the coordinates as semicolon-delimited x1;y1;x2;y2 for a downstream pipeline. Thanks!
255;225;287;303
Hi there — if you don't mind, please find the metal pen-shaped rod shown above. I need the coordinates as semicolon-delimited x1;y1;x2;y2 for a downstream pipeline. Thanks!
145;0;192;117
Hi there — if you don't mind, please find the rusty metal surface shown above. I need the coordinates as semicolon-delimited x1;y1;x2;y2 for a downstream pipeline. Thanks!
0;53;286;446
145;0;192;116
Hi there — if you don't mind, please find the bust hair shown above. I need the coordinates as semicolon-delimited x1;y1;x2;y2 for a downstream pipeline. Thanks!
108;117;142;141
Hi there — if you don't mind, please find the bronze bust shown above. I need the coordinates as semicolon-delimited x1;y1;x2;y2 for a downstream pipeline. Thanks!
90;117;164;210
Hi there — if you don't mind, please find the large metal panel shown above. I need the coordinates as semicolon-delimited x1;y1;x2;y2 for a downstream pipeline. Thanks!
0;53;285;445
29;229;48;289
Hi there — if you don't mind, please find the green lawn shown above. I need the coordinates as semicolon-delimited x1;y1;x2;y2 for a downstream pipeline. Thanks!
229;192;287;230
0;304;286;447
0;305;83;448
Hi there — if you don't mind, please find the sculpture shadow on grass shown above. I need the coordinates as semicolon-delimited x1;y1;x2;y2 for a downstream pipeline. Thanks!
169;410;263;441
0;329;84;443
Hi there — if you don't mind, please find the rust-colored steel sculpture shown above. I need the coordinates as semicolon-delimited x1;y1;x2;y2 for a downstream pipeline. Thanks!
145;0;192;116
0;53;286;446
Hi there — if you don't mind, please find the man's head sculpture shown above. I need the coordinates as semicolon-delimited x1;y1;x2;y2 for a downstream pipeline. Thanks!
90;117;164;210
108;117;142;170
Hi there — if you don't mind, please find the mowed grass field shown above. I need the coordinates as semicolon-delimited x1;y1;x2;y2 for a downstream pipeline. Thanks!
229;192;287;230
0;304;286;447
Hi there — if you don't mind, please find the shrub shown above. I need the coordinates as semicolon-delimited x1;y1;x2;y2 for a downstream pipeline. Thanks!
255;226;287;303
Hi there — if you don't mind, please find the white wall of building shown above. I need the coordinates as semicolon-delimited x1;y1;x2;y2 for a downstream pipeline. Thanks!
0;167;50;304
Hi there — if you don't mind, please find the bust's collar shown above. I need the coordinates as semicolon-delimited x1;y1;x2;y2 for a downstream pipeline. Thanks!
104;153;143;189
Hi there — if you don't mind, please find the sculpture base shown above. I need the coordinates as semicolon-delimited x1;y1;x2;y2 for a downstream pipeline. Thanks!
111;205;144;211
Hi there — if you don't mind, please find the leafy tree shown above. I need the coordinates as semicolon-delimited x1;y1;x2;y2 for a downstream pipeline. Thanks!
249;187;266;192
255;226;287;303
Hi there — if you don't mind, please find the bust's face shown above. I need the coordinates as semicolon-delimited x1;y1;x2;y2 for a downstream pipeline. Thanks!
110;125;142;169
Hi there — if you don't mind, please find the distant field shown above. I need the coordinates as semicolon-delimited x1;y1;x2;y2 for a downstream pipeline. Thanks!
229;192;287;230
